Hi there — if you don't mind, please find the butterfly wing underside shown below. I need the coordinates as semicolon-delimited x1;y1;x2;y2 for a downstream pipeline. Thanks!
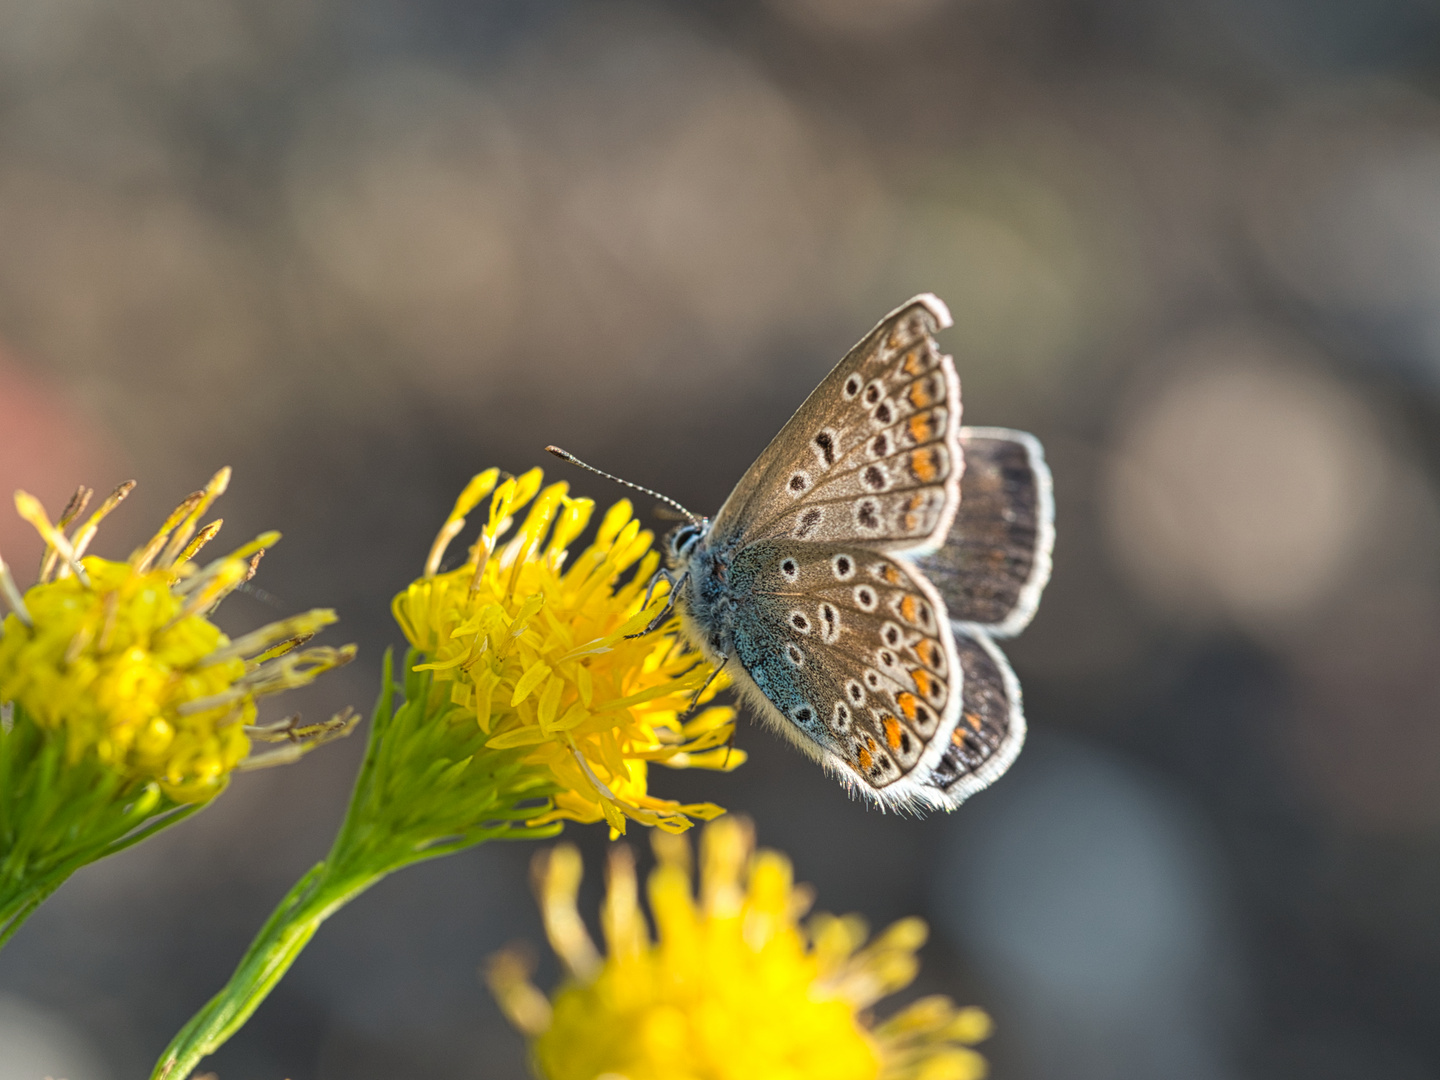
724;540;963;806
708;295;963;556
686;297;1038;810
916;427;1055;637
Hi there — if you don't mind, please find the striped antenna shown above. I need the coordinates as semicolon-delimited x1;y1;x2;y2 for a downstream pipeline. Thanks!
545;446;702;525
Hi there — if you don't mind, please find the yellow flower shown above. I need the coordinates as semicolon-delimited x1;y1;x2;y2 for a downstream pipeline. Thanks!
488;818;992;1080
391;467;742;837
0;469;356;803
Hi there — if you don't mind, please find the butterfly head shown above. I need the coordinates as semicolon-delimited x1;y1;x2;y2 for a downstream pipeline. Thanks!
665;519;710;568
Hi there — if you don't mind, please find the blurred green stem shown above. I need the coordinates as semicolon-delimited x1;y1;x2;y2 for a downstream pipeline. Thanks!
151;860;382;1080
152;649;559;1079
0;705;200;950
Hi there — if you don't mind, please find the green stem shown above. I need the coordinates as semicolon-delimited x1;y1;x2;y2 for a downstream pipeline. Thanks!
151;859;383;1080
150;648;560;1077
0;867;71;949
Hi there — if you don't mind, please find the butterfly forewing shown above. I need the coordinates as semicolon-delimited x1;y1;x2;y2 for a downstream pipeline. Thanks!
726;539;962;797
711;295;963;555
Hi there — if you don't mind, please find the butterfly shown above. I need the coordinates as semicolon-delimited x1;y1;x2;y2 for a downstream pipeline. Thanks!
557;295;1053;810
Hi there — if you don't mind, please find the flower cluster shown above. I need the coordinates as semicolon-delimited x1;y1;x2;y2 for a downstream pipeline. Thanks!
0;470;355;803
489;818;992;1080
391;467;741;836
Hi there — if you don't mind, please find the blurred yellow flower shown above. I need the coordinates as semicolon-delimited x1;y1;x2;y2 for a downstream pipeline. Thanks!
0;469;356;803
489;818;992;1080
392;467;742;837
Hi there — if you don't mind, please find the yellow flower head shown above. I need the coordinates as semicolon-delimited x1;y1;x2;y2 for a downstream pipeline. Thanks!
488;818;992;1080
391;467;742;837
0;470;357;803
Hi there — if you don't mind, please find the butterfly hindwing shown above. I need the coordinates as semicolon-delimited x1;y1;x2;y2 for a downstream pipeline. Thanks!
920;624;1026;804
914;427;1055;637
710;295;963;554
722;538;962;802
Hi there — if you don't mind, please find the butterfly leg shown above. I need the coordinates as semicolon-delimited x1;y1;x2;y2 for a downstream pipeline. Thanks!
626;570;687;639
685;653;730;716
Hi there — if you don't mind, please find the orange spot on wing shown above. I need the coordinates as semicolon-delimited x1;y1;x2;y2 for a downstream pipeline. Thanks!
908;378;936;409
896;692;918;721
908;413;935;443
883;715;902;749
858;747;873;770
902;349;927;376
967;712;983;730
900;595;920;623
915;639;940;668
912;668;936;699
909;447;940;482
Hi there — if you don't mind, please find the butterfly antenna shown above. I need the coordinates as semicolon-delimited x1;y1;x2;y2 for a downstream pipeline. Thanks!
545;446;702;525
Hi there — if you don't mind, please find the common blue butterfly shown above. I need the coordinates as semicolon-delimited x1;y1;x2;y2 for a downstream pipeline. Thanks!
558;295;1053;811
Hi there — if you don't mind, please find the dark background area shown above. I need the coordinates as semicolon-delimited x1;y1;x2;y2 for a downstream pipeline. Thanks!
4;1;1440;1077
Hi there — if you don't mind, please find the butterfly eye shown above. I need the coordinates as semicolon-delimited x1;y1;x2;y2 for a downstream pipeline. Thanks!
669;524;701;556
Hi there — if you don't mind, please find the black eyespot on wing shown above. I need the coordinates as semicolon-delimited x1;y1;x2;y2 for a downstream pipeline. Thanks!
874;402;893;425
844;375;861;398
792;612;810;631
864;381;883;405
795;508;822;538
781;558;798;579
815;431;836;465
795;706;812;723
833;555;853;578
884;624;900;646
787;644;804;665
789;473;807;492
871;433;890;457
863;465;886;490
857;500;880;530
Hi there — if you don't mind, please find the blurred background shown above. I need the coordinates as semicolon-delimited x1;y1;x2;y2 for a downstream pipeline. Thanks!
3;0;1440;1077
